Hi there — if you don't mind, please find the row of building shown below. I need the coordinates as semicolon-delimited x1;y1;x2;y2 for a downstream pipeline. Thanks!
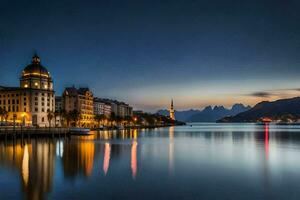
0;54;133;127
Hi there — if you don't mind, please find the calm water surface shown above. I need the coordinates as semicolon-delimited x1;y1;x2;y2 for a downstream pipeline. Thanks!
1;123;300;200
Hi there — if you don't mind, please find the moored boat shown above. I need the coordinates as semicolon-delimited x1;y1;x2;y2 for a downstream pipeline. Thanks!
69;127;91;135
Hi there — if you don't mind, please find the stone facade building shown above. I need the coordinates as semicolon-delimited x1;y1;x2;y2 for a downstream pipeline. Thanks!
93;98;133;118
93;98;112;117
0;54;55;126
62;87;94;127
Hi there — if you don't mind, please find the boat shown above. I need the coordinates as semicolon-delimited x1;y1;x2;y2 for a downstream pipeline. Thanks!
69;127;91;135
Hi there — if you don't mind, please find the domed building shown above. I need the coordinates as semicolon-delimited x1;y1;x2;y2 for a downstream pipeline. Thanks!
0;54;55;126
20;54;53;90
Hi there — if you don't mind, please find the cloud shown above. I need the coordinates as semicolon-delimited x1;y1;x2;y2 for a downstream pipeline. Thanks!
246;88;300;98
286;88;300;92
248;91;273;97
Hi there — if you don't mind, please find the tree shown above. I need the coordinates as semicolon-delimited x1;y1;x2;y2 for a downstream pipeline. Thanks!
115;116;121;126
124;116;133;126
60;109;69;127
0;107;3;122
54;110;59;127
94;114;105;127
0;108;8;123
70;110;80;127
2;109;8;124
109;112;116;126
47;109;54;128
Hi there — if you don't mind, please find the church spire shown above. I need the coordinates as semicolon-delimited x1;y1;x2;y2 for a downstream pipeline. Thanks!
169;99;175;121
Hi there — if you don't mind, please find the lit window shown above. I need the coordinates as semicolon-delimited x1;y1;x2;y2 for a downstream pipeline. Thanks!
34;82;39;86
24;84;28;88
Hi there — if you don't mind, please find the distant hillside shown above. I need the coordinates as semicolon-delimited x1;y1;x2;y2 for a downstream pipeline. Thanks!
157;103;251;122
218;97;300;122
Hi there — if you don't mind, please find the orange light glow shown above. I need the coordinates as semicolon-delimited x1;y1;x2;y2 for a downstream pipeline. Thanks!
131;141;138;179
264;124;269;159
103;143;110;175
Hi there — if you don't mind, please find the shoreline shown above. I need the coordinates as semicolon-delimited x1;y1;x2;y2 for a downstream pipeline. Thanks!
0;123;186;139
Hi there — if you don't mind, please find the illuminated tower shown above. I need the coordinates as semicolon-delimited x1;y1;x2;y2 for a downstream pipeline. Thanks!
169;99;175;121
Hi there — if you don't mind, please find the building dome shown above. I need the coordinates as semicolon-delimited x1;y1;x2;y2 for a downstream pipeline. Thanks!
21;54;51;78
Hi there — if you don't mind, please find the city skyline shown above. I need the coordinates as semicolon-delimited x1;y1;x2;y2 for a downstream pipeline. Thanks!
1;0;300;112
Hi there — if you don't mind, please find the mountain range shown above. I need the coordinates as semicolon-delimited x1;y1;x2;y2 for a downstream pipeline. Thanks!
157;103;251;122
218;97;300;122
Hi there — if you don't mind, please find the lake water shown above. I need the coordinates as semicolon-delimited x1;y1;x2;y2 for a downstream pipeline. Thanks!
1;123;300;200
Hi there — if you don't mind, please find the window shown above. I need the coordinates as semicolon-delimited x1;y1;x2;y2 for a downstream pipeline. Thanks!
24;108;26;112
8;100;10;104
35;102;38;106
12;99;15;104
42;117;44;122
16;100;19;104
35;108;38;112
42;108;44;112
35;97;38;101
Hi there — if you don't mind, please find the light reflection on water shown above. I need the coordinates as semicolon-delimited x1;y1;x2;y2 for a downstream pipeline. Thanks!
1;123;300;199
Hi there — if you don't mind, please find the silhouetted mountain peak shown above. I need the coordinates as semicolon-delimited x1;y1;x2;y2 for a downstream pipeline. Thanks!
218;97;300;122
157;103;251;122
203;106;213;112
213;105;226;111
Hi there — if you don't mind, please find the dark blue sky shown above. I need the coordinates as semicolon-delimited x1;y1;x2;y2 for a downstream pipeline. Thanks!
1;0;300;111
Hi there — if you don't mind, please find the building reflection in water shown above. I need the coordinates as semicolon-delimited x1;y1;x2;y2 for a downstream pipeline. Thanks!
169;126;174;175
56;140;64;158
0;139;56;200
22;144;29;187
103;142;111;175
63;135;95;178
131;129;138;179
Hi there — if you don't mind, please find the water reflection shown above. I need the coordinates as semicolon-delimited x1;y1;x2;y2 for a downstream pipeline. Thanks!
263;123;270;197
265;124;269;159
131;140;137;179
103;142;110;175
1;124;300;199
0;140;55;200
169;126;174;175
62;136;95;178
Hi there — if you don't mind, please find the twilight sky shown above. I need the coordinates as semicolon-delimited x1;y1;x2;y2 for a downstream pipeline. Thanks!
1;0;300;112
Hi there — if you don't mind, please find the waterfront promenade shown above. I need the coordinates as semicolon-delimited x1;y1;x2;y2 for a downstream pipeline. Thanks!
0;126;70;138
